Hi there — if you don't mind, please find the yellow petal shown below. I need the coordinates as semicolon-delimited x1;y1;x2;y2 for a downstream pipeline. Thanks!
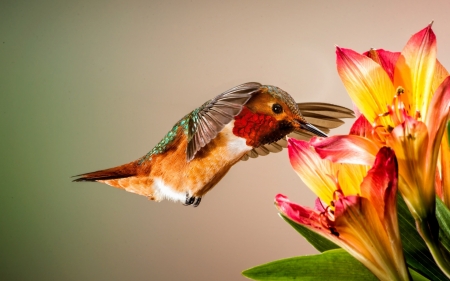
424;76;450;197
440;121;450;206
431;60;449;98
336;47;396;127
394;24;437;119
288;138;337;204
386;117;431;218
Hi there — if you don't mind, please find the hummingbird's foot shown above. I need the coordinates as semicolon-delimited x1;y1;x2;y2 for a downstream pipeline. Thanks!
183;193;196;206
193;197;202;207
182;193;202;207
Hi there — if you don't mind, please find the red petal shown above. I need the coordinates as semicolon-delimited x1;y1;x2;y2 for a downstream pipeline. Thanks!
349;114;383;147
360;147;399;236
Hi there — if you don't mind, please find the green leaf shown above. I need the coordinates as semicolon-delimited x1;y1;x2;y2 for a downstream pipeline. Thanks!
242;249;378;281
410;268;432;281
436;197;450;253
279;214;338;252
397;194;449;280
242;248;431;281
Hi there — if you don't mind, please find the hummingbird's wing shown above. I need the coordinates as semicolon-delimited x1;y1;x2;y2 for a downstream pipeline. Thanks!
289;102;356;140
240;102;355;160
186;82;262;161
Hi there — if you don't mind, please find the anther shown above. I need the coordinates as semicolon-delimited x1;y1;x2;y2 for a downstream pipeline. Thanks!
396;87;405;95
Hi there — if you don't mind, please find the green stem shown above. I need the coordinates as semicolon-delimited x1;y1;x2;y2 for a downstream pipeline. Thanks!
416;217;450;279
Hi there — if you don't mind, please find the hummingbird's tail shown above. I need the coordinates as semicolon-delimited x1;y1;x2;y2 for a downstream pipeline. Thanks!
73;161;139;184
73;161;161;200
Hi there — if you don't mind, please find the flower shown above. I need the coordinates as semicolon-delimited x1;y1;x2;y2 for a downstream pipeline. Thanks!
305;24;450;277
276;139;409;281
311;24;450;221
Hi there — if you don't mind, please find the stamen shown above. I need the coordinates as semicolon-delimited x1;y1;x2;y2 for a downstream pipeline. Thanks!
333;188;344;201
378;111;391;117
319;204;338;236
330;227;340;237
325;205;335;221
415;110;421;120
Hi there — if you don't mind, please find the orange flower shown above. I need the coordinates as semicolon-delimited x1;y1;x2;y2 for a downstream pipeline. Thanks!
277;139;409;281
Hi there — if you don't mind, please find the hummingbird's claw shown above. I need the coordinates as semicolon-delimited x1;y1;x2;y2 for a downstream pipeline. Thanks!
182;192;202;207
193;197;202;207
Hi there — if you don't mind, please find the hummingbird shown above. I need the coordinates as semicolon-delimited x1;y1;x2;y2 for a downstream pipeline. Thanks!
74;82;354;207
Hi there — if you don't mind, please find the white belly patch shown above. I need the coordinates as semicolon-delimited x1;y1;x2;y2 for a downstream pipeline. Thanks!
153;177;186;203
222;122;252;157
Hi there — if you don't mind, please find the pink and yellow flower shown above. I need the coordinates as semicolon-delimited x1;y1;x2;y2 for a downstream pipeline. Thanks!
311;24;450;221
276;139;409;281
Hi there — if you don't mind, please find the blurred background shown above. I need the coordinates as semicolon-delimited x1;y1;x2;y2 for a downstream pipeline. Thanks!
2;0;450;280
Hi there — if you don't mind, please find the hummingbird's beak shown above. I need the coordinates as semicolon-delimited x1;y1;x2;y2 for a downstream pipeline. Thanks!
294;118;328;137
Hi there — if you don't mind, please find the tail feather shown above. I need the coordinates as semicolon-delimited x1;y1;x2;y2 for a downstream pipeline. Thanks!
73;161;139;182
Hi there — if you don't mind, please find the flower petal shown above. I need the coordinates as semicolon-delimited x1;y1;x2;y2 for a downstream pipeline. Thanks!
275;194;324;230
359;147;401;262
349;114;386;146
315;197;327;212
349;114;373;137
334;195;409;281
275;194;409;280
424;76;450;182
440;121;450;206
431;60;449;96
336;47;396;127
360;147;397;219
364;49;400;82
310;135;378;166
288;138;337;204
394;24;437;119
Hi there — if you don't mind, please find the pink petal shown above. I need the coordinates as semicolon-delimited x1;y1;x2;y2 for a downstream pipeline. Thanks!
275;194;325;231
315;197;327;212
310;135;379;165
364;49;400;82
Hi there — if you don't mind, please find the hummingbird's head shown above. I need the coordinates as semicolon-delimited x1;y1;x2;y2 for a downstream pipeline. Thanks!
232;85;327;147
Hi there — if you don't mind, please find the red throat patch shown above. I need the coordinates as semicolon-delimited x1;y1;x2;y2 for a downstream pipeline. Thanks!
232;107;278;147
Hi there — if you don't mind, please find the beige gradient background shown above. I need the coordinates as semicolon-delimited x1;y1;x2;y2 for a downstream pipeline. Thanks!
2;1;450;280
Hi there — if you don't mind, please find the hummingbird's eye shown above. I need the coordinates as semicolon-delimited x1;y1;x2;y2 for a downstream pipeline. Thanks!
272;103;283;114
